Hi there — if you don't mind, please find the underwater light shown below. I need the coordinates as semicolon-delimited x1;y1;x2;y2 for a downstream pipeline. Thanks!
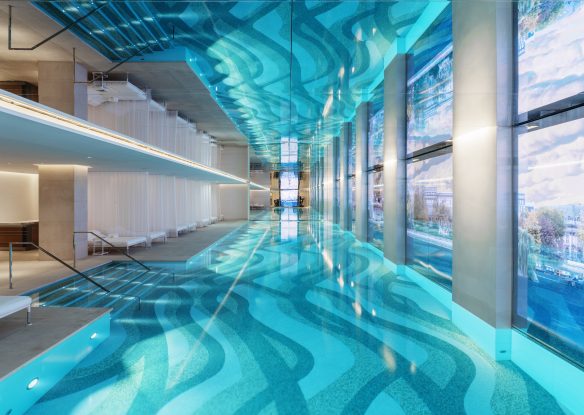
27;378;39;390
90;332;97;340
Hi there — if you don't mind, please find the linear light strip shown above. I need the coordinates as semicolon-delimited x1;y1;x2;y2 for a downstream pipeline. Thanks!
0;92;249;184
249;182;270;191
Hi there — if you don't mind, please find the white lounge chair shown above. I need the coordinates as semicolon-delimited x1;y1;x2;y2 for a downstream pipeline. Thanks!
176;224;190;235
146;231;167;246
0;296;32;325
88;231;148;255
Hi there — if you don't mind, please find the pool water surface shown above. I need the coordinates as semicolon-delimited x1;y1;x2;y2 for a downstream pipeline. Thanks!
27;219;565;414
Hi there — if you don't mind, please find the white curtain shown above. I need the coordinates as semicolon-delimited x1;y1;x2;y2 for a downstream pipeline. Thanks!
88;102;116;132
88;172;150;236
89;172;224;237
148;175;177;237
211;184;220;220
114;100;150;143
89;97;220;169
87;93;229;235
148;100;166;148
175;177;188;227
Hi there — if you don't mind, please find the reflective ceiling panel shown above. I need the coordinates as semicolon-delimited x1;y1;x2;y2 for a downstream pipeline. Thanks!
34;1;446;165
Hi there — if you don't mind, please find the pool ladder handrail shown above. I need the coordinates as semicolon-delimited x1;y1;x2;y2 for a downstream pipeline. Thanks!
73;231;151;272
7;241;110;293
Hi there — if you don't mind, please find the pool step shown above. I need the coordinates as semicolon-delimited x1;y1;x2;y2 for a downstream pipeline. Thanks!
38;263;173;314
89;269;170;316
40;266;142;306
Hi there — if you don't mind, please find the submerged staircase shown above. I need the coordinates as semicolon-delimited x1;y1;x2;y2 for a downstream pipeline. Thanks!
35;262;173;316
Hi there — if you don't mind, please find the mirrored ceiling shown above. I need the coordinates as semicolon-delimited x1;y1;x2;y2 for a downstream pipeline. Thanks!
35;1;447;165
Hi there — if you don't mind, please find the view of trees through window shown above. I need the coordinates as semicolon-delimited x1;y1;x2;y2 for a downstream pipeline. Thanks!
406;7;453;155
514;0;584;367
515;117;584;365
406;152;453;288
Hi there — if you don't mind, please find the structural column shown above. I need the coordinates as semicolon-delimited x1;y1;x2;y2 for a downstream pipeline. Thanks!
219;145;249;220
323;143;334;221
332;136;340;224
38;61;88;119
354;103;368;241
383;55;407;267
38;165;88;261
339;123;350;230
451;0;514;358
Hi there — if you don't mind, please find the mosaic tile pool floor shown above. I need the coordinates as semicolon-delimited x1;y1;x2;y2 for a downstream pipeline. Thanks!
27;220;566;414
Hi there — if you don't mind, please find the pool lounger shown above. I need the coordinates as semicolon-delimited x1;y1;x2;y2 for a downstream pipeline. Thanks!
146;231;167;246
89;233;148;255
177;224;192;235
0;296;32;325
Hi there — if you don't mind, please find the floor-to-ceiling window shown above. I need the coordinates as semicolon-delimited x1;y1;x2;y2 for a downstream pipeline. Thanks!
514;0;584;366
280;171;299;207
333;137;341;224
280;138;299;207
367;83;384;250
405;6;453;289
348;121;357;232
406;151;453;288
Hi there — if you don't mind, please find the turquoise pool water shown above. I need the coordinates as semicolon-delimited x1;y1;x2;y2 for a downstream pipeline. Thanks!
27;219;565;414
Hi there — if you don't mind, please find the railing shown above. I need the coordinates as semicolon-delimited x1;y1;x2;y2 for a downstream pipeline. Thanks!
9;241;142;309
73;231;150;271
8;241;110;293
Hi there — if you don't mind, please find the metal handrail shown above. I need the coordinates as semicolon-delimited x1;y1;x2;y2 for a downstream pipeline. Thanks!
73;231;150;271
8;242;110;293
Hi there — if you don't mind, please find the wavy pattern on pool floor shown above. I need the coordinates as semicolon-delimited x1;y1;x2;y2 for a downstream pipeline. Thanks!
28;221;566;415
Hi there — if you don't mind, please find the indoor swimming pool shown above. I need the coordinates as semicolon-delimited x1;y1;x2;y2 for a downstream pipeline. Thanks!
27;218;565;414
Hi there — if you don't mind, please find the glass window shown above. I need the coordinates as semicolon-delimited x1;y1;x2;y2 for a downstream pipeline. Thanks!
281;137;298;164
406;7;453;155
347;121;357;230
368;83;384;168
515;117;584;365
366;82;384;248
334;137;341;223
350;176;356;233
367;170;384;250
280;171;299;207
517;1;584;120
406;151;453;288
348;121;356;177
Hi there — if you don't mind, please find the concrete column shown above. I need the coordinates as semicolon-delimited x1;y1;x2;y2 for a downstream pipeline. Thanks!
319;155;324;213
354;103;369;241
383;55;407;266
324;143;334;221
38;165;88;261
451;0;513;358
332;137;340;224
219;145;249;220
339;123;350;230
38;61;88;119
